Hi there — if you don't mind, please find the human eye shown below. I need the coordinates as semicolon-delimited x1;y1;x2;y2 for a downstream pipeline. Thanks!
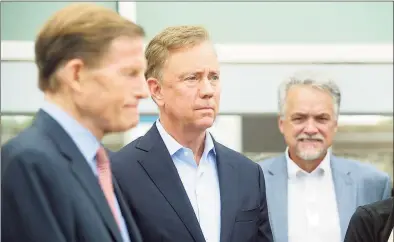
210;74;220;84
292;116;304;124
184;75;198;81
128;71;139;77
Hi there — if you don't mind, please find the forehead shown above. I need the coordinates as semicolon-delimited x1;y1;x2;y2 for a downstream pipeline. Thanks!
164;41;219;75
102;36;146;69
285;85;335;115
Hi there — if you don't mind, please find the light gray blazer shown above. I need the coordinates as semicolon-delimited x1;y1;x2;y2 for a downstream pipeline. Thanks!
258;154;391;242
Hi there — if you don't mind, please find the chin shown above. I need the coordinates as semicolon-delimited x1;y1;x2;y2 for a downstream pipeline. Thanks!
195;117;215;130
116;118;139;132
297;148;324;161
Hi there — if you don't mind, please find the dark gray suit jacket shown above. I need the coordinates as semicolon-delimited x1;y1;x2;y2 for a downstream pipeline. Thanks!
345;197;394;242
1;110;142;242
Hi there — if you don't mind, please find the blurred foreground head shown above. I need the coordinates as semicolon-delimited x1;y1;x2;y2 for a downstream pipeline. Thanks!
35;3;149;138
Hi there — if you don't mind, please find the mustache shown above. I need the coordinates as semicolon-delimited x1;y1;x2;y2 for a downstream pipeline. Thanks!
297;134;324;141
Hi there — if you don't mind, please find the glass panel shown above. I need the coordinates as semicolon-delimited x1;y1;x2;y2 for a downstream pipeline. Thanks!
1;2;118;41
136;2;393;43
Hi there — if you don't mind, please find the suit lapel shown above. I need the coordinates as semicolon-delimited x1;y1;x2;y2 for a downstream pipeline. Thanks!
33;110;123;242
136;125;206;242
331;156;356;240
214;143;239;242
265;155;288;242
113;179;143;242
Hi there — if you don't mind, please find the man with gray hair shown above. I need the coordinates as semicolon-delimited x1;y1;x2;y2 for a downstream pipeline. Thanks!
258;70;391;242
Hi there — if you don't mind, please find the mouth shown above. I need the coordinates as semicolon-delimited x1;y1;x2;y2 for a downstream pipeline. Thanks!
124;104;137;109
298;138;323;143
196;107;214;110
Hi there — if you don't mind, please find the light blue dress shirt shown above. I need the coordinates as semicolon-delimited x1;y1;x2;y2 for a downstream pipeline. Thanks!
42;101;131;242
156;120;222;242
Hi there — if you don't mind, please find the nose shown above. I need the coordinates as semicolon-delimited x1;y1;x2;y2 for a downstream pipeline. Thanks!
134;74;150;99
303;119;319;135
199;78;215;98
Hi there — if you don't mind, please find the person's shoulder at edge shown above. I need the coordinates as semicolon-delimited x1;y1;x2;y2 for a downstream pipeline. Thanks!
359;197;394;219
2;125;52;167
346;198;393;241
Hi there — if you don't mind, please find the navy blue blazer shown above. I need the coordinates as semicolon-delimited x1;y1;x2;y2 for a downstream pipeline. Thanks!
1;110;142;242
111;124;273;242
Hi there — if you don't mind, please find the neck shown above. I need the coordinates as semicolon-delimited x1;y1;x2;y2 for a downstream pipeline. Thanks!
289;149;326;173
159;114;206;164
45;93;104;140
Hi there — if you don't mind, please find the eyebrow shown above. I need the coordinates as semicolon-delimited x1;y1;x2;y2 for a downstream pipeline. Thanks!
122;65;146;72
178;70;220;78
291;113;331;118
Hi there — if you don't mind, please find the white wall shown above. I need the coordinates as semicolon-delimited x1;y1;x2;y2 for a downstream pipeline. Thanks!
2;60;393;114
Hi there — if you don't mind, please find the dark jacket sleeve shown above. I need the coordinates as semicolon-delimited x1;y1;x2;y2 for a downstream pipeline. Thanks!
257;164;274;242
344;206;379;242
1;151;70;242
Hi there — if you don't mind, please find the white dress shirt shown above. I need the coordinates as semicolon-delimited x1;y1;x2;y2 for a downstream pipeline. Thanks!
156;121;221;242
286;147;341;242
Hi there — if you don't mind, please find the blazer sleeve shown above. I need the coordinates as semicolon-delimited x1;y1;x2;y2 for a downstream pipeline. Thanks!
344;206;379;242
257;164;274;242
1;151;69;242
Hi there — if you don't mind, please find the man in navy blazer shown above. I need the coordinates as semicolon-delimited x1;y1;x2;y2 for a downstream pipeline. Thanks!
1;3;149;242
258;71;391;242
111;25;273;242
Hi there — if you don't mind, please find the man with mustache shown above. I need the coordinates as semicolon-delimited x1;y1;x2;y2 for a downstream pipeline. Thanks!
111;25;273;242
258;71;391;242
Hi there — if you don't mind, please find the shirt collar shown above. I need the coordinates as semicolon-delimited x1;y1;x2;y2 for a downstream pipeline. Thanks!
41;100;100;163
286;146;332;179
155;120;216;158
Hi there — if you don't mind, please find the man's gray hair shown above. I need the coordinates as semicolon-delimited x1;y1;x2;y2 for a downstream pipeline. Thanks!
278;70;341;119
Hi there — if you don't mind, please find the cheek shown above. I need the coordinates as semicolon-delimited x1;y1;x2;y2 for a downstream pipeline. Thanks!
214;90;221;102
288;124;303;138
320;128;336;141
317;123;335;135
173;89;194;105
99;89;126;115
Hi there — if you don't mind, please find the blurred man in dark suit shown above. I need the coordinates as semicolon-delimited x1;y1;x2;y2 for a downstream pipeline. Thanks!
111;25;273;242
1;3;149;242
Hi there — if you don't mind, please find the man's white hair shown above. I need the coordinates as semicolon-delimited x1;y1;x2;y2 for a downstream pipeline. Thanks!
278;70;341;119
